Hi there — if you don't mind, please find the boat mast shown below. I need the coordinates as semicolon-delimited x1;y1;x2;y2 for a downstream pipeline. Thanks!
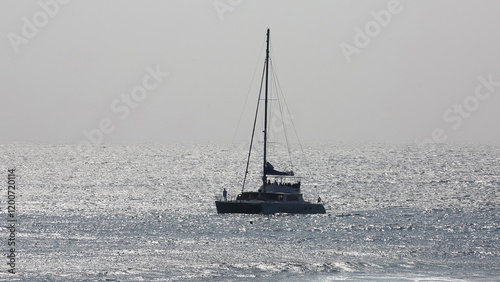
263;28;270;190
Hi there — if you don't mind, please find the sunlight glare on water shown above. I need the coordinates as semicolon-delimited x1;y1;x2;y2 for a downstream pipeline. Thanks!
0;142;498;280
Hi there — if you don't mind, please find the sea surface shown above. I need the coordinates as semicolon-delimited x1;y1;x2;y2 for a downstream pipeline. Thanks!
0;142;499;281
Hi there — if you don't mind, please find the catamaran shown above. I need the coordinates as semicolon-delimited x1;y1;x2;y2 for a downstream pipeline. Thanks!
215;29;326;214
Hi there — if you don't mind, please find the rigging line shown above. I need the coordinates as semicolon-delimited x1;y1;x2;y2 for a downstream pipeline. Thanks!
278;91;294;171
270;59;294;172
269;52;310;179
231;39;266;145
276;76;311;180
241;62;267;193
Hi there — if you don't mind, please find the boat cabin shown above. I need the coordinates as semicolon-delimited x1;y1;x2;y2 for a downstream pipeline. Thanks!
259;175;301;194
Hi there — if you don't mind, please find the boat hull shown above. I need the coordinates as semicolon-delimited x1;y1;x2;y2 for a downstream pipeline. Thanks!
215;201;326;214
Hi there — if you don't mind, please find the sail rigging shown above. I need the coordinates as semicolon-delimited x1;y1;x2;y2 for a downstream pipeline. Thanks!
241;63;266;194
241;28;299;192
215;28;326;214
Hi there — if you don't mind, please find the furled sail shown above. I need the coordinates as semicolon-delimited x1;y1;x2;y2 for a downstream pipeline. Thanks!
264;162;294;176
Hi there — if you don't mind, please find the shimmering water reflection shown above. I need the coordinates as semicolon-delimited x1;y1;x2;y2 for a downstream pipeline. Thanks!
0;143;498;280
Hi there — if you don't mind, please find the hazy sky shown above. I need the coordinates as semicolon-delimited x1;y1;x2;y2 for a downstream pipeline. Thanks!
2;0;500;144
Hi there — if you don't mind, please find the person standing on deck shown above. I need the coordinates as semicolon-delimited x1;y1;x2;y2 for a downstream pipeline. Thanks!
223;189;227;201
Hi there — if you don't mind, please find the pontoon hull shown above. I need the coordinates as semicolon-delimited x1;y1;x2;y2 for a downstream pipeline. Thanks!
215;201;326;214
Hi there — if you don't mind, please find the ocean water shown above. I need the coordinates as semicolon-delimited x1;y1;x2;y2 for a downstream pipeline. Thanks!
0;142;499;281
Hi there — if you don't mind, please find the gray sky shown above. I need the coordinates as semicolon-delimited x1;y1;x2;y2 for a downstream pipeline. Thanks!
2;0;500;144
